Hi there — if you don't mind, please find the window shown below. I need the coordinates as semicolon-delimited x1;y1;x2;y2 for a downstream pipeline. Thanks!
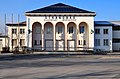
35;26;41;34
69;26;73;34
95;39;100;46
34;40;37;45
113;38;120;43
78;40;80;45
12;29;17;34
20;29;25;34
103;29;108;34
47;26;52;34
95;29;100;34
83;40;86;45
113;26;120;30
40;40;42;45
58;26;62;34
12;39;17;46
20;39;25;46
79;26;84;34
104;39;109;46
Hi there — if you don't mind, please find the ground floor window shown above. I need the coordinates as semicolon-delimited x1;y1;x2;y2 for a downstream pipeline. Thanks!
95;39;100;46
12;39;17;46
40;40;42;45
20;39;25;46
34;40;37;45
83;40;86;45
103;39;109;46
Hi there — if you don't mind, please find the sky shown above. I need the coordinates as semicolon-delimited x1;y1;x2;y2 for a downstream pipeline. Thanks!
0;0;120;33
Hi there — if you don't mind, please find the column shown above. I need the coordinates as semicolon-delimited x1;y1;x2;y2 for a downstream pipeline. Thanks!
65;24;67;51
53;24;56;50
76;24;79;51
27;18;32;48
42;24;44;50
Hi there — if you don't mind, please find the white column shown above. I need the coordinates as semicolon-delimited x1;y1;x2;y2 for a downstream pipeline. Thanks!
76;25;79;51
27;18;32;48
53;24;56;50
42;24;44;50
65;24;67;51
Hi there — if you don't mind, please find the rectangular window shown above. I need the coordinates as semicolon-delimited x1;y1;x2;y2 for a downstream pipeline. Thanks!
78;40;80;45
40;40;42;45
58;26;62;34
20;39;25;46
12;29;17;34
12;39;17;46
80;26;84;34
95;29;100;34
20;29;25;34
103;29;108;34
83;40;86;45
113;26;120;30
95;39;100;46
34;40;37;45
47;26;52;34
69;26;73;34
103;39;109;46
113;38;120;43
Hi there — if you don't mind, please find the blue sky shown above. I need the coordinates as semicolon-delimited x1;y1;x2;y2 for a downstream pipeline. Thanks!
0;0;120;33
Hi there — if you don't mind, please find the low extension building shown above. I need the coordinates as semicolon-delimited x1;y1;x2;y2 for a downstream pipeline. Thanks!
7;22;27;51
0;35;9;52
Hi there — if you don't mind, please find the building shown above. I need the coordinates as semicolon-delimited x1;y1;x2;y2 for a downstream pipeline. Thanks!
0;35;9;52
25;3;96;51
6;3;120;52
7;22;27;51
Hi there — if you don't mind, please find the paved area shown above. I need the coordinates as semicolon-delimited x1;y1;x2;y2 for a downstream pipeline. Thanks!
0;55;120;79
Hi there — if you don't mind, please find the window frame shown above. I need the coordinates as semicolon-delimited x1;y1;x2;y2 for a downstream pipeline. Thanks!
79;26;85;34
69;26;74;34
47;26;52;34
95;29;100;34
58;26;62;34
95;39;100;46
103;29;108;34
103;39;109;46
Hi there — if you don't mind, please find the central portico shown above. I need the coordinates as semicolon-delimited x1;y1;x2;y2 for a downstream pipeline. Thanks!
25;3;96;51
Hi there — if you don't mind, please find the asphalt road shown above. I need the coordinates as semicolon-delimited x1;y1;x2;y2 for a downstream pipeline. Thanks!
0;54;120;79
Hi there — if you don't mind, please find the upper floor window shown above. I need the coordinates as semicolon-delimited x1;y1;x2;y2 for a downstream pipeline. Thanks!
69;26;73;34
95;29;100;34
20;29;25;34
103;39;109;46
103;29;108;34
12;29;17;34
35;26;41;34
58;26;62;34
47;26;52;34
79;26;84;34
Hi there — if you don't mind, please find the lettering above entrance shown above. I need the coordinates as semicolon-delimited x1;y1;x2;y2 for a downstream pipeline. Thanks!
44;15;76;21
